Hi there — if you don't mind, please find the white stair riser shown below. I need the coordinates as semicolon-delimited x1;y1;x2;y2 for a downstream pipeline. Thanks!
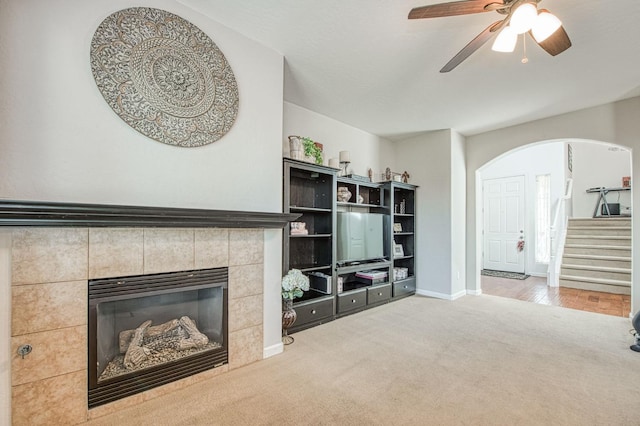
562;257;631;269
559;279;631;295
560;267;630;282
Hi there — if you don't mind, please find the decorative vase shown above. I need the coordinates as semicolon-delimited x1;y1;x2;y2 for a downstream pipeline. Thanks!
282;299;297;345
288;136;303;160
337;186;352;202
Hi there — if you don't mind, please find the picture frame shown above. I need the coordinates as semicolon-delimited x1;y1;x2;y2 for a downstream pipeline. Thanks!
393;243;404;257
393;223;403;233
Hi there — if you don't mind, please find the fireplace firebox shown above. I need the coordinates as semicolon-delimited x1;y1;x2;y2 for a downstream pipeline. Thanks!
88;268;228;408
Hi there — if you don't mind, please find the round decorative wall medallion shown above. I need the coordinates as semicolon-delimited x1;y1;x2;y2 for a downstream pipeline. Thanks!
90;7;239;147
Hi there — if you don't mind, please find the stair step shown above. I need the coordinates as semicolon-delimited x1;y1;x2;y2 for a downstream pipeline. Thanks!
560;276;631;295
564;244;630;250
562;254;631;268
565;235;631;246
560;265;631;281
559;275;631;295
566;226;631;236
568;218;631;227
563;247;631;257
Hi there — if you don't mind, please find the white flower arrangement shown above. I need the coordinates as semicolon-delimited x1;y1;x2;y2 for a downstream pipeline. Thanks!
281;269;310;301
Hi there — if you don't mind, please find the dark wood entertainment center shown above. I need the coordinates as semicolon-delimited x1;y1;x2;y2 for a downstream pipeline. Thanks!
283;158;417;333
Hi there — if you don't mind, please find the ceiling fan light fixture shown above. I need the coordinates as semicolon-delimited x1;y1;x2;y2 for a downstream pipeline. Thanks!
492;26;517;53
510;3;538;34
531;10;562;43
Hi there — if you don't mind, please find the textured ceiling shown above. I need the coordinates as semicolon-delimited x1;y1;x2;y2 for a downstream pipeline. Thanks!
180;0;640;139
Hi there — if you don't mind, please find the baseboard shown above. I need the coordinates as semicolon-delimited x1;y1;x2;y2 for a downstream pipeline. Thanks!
416;289;467;301
467;289;482;296
263;342;284;359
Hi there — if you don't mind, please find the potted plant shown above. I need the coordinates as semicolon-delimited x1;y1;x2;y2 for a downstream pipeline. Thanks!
300;137;323;165
281;269;309;344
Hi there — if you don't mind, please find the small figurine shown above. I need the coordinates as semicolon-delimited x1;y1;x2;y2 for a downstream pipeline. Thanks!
367;168;373;182
385;167;391;181
401;171;410;183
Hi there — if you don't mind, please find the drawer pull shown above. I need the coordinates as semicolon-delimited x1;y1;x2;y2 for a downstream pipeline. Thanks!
378;292;383;296
311;309;316;315
351;299;357;303
403;285;408;289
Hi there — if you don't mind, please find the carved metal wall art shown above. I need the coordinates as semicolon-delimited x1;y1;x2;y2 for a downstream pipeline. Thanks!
90;7;239;147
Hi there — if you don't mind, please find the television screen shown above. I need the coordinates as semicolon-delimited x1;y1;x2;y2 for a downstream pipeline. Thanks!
336;212;385;263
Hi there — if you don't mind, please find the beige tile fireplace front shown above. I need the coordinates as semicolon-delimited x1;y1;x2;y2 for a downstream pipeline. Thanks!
10;227;265;425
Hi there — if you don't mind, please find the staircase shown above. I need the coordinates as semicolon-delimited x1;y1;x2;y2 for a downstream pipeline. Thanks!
559;217;631;295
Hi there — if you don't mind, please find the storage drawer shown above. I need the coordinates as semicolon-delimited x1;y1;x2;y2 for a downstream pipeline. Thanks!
367;284;391;305
393;277;416;298
337;289;367;314
292;297;334;331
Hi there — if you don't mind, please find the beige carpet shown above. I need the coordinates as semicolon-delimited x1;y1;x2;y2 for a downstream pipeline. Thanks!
87;295;640;425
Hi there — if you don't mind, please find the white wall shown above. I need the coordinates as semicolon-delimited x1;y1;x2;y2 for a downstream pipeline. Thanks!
571;142;632;217
466;96;640;316
395;130;458;298
0;0;287;400
480;142;565;276
451;131;467;296
0;0;283;212
283;102;396;176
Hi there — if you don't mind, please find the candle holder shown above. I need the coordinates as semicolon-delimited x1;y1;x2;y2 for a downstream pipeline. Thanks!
339;160;351;176
339;151;351;176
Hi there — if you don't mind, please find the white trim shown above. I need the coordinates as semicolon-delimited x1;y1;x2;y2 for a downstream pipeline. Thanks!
263;342;284;359
528;272;547;278
416;289;467;300
0;231;11;426
467;288;482;296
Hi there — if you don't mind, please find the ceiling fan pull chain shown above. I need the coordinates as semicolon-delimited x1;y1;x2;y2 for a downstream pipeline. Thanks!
521;33;529;64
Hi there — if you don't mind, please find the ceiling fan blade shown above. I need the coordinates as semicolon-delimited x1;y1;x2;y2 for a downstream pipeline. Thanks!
533;26;572;56
440;20;504;73
409;0;504;19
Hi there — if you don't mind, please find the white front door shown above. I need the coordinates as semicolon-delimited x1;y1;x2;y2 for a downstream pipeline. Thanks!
483;176;525;273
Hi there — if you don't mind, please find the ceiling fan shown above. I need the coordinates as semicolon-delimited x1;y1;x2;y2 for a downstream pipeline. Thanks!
409;0;571;72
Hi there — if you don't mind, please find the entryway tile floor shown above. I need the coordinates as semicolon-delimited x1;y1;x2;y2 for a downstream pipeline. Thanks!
481;275;632;318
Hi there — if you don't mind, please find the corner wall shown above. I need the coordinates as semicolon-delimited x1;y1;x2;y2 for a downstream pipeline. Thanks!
395;130;466;299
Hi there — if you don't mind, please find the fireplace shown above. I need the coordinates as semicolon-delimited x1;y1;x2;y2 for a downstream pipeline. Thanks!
4;201;298;424
88;267;228;408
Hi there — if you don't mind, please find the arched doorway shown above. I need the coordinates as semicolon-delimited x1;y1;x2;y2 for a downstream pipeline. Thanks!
475;139;632;316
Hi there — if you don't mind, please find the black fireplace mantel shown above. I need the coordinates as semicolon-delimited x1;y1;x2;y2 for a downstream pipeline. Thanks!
0;200;300;228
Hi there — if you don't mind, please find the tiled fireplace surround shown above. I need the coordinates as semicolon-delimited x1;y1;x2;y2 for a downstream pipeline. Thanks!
9;226;268;425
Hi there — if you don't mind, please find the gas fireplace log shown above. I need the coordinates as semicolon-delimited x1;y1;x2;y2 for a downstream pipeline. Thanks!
177;316;209;350
119;316;209;370
123;320;151;369
119;319;181;353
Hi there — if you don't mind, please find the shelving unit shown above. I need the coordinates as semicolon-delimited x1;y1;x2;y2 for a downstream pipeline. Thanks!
283;159;338;330
283;159;417;334
384;181;418;299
